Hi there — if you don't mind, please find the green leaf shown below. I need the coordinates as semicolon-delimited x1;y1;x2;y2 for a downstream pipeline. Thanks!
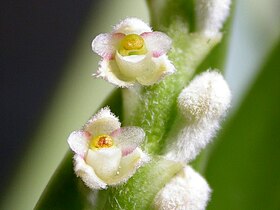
205;39;280;209
34;152;84;210
35;89;122;210
190;1;236;173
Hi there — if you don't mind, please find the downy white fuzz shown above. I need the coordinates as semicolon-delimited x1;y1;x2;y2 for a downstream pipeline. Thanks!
92;17;175;87
165;71;231;162
154;166;211;210
67;107;149;190
196;0;231;37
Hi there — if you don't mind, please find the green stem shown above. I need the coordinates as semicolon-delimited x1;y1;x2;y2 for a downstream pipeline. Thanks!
123;23;220;154
102;2;222;209
103;157;183;210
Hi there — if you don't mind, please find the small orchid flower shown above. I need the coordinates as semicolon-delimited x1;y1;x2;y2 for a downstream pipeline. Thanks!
67;107;149;190
92;17;175;87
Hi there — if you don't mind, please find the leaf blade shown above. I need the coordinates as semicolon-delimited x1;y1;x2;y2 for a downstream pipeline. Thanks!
205;39;280;210
35;89;122;210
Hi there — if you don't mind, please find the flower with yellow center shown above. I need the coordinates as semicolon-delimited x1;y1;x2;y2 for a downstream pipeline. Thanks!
92;17;175;87
67;107;149;189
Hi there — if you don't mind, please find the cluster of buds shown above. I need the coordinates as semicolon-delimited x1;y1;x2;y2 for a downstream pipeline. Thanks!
67;0;231;209
155;71;231;210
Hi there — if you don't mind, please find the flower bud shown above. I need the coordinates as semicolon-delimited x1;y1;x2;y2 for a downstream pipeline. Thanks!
154;166;211;210
196;0;231;37
165;71;231;162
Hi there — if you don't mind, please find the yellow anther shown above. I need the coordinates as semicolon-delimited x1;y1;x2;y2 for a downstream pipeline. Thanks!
90;134;114;149
118;34;147;56
121;34;144;50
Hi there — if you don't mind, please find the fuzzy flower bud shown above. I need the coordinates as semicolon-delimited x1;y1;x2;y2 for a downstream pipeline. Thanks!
196;0;231;37
154;166;211;210
165;71;231;162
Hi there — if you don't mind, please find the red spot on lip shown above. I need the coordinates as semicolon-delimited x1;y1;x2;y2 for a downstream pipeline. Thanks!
102;53;115;60
84;131;92;139
107;54;115;60
152;51;163;58
140;32;152;37
121;147;135;156
110;128;122;137
113;33;125;39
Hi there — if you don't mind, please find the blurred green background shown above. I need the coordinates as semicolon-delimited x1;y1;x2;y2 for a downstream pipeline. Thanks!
1;0;279;209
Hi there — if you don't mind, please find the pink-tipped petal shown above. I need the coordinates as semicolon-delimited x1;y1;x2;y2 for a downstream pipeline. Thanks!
94;59;135;88
92;33;124;60
141;32;172;57
67;130;89;157
113;17;152;35
84;107;121;137
111;126;145;156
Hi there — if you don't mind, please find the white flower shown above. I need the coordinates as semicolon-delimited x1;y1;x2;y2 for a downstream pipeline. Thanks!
67;107;149;190
92;17;175;87
154;166;211;210
165;71;231;162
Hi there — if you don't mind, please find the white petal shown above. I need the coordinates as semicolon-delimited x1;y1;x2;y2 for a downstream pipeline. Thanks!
67;130;89;157
92;33;124;59
106;148;150;185
85;148;122;182
73;154;107;189
154;166;211;210
111;127;145;156
113;17;152;35
84;107;121;137
141;32;172;57
115;52;152;78
136;55;176;86
94;59;135;88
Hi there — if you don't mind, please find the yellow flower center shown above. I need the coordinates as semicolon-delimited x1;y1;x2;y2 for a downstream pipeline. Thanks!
118;34;147;56
90;134;114;149
122;34;144;50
